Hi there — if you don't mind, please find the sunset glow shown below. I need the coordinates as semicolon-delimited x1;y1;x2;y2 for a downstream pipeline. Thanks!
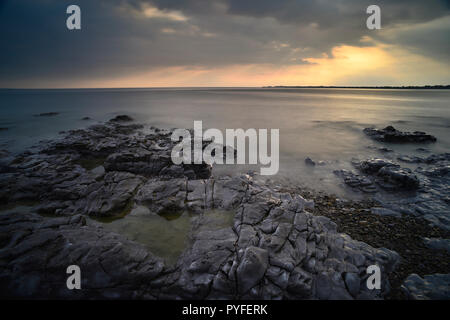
1;1;449;88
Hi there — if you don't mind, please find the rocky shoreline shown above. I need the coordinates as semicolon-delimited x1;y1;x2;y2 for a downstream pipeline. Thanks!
285;188;450;299
0;117;448;299
333;153;450;231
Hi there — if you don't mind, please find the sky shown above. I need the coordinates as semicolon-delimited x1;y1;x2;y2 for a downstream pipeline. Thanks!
0;0;449;88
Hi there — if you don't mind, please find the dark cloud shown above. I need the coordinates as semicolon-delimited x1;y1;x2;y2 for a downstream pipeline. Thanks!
378;15;450;62
0;0;448;87
224;0;450;25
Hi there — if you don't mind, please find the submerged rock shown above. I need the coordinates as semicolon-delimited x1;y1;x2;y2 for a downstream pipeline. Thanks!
359;158;396;174
397;153;450;165
34;112;59;117
334;158;419;192
359;158;419;190
363;126;437;143
305;157;316;166
334;169;377;193
109;115;134;122
334;153;450;230
367;146;393;153
0;149;9;158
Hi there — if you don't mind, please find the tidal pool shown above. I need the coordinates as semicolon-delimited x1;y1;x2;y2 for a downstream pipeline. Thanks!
90;206;235;265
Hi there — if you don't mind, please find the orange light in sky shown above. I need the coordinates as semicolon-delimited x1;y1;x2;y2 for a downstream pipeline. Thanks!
31;44;449;88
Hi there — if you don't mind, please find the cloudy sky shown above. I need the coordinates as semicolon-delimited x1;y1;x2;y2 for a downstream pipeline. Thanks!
0;0;449;88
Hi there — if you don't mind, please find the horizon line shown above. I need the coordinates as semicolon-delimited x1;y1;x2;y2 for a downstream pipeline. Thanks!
1;85;449;90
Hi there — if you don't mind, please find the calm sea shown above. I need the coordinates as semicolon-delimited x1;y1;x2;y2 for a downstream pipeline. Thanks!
1;88;449;196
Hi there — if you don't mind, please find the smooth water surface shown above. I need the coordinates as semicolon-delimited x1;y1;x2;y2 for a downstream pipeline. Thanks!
1;88;449;196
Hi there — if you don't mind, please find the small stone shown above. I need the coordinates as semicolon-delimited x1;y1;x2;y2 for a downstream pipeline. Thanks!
344;272;360;297
109;115;133;122
34;112;59;117
305;157;316;166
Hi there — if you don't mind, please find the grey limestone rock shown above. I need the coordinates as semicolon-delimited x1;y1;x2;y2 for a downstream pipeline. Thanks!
401;273;450;300
0;118;402;299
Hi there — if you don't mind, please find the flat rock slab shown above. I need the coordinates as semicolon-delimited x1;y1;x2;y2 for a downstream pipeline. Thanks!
363;126;436;143
401;273;450;300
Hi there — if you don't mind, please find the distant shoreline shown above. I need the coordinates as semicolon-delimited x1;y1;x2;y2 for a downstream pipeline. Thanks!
1;85;450;90
263;85;450;89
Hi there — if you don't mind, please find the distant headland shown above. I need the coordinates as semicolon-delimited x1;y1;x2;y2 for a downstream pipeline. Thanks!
263;85;450;89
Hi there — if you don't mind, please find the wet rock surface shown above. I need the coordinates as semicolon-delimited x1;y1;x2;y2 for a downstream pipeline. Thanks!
289;189;450;300
0;212;165;299
335;158;420;192
363;126;437;143
109;115;134;123
334;153;450;231
0;118;402;299
423;238;450;253
0;120;211;214
155;176;400;300
401;273;450;300
305;157;316;166
319;125;450;299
